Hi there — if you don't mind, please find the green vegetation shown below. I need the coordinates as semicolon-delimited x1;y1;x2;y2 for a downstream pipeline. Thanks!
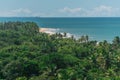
0;22;120;80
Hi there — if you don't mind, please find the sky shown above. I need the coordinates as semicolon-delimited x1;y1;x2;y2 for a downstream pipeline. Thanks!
0;0;120;17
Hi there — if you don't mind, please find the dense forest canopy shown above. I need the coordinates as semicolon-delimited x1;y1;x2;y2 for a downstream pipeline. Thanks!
0;22;120;80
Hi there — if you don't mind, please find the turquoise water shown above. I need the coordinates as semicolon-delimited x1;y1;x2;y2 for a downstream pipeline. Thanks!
0;17;120;42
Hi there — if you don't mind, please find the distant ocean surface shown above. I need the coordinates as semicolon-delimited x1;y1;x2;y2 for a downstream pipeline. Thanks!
0;17;120;42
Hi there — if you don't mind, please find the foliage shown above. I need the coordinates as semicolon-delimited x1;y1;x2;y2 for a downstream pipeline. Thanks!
0;22;120;80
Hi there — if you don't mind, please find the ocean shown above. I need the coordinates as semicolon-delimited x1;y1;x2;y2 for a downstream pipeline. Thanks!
0;17;120;42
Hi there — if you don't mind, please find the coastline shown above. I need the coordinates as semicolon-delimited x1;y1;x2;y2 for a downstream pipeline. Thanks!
39;28;58;35
39;28;76;39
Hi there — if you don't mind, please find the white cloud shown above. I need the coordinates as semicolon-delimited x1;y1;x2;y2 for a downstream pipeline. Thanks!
11;8;31;14
59;7;82;13
0;8;55;17
92;5;120;16
59;5;120;17
94;5;113;12
0;6;119;17
0;8;32;17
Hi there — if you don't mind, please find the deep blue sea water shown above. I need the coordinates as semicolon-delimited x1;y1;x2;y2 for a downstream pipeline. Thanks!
0;17;120;42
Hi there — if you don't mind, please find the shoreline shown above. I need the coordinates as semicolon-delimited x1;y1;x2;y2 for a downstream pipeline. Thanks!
39;28;109;43
39;28;75;39
39;28;57;35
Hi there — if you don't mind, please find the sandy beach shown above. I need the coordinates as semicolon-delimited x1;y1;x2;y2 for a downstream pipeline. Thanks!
39;28;56;35
39;28;48;32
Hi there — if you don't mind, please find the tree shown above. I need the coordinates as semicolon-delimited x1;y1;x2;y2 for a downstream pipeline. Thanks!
85;35;89;42
113;36;120;45
63;32;67;37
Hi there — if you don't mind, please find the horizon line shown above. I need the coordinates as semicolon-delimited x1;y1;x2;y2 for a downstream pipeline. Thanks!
1;16;120;18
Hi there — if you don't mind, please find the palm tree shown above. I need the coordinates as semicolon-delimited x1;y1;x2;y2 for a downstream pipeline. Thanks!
103;40;108;46
71;35;74;40
113;36;120;45
57;33;63;38
63;32;67;37
78;35;85;43
85;35;89;42
81;35;85;42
